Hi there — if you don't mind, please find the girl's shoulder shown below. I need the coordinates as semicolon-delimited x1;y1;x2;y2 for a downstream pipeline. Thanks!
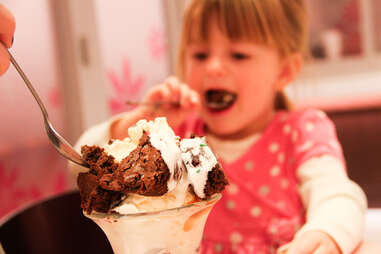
282;108;335;132
279;108;344;168
285;108;329;121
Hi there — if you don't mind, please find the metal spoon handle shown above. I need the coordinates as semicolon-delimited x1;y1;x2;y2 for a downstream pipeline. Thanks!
8;52;49;117
125;100;181;108
5;47;88;168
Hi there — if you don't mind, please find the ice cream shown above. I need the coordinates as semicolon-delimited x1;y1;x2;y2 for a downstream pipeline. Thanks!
77;117;228;214
77;117;227;254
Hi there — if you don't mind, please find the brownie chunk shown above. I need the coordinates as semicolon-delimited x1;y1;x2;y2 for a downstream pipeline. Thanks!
116;132;170;196
203;163;229;198
78;172;122;214
77;146;122;213
81;145;117;176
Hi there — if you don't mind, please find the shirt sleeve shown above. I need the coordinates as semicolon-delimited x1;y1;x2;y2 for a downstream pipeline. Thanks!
289;109;345;168
277;109;368;254
280;155;367;254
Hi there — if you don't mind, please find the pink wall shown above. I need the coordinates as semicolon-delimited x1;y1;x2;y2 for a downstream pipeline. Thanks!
0;0;64;152
94;1;169;115
0;0;170;220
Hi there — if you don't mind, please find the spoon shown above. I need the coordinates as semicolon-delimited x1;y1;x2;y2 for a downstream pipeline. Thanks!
4;45;89;168
125;100;181;108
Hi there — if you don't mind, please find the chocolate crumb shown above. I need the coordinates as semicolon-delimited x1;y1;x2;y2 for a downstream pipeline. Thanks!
191;156;200;167
203;164;228;199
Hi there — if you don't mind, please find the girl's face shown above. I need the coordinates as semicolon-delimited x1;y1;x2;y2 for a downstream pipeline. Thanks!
184;17;289;139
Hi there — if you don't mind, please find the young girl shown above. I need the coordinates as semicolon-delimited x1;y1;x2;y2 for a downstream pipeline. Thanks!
75;0;368;253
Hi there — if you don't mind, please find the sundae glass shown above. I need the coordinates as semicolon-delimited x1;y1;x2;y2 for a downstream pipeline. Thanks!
85;194;221;254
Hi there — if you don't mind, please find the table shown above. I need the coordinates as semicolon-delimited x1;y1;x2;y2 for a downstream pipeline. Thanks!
328;107;381;207
0;190;113;254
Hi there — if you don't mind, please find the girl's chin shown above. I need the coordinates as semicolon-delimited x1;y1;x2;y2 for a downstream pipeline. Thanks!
206;122;260;140
203;118;242;137
205;126;244;139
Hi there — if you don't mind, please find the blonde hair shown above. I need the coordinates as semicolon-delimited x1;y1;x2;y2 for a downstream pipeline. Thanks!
177;0;308;110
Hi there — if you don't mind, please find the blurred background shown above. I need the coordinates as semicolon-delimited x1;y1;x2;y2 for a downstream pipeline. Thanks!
0;0;380;240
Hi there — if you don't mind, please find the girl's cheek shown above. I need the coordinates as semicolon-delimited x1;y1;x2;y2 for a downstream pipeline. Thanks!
185;75;201;93
185;76;196;90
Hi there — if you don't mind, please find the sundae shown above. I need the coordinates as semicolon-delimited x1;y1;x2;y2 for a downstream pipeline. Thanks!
77;117;228;254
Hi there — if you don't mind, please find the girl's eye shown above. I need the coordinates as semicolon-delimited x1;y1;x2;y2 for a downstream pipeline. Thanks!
193;52;208;60
232;52;249;60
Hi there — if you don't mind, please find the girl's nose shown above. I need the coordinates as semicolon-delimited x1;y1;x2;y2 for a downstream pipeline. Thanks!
206;56;225;76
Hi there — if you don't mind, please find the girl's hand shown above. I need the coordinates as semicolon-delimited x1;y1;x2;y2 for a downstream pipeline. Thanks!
0;4;15;75
141;76;200;128
287;230;341;254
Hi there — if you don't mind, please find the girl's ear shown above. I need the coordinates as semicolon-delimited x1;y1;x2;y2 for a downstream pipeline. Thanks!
275;53;303;91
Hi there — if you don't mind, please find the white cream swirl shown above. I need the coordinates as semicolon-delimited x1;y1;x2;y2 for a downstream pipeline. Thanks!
180;137;217;199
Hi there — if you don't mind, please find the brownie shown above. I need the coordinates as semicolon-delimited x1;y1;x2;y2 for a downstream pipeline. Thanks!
77;132;171;213
78;172;122;214
203;163;229;198
81;145;118;176
111;131;170;196
77;146;122;214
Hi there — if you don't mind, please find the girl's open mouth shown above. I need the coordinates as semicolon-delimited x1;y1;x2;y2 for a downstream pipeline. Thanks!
205;89;237;112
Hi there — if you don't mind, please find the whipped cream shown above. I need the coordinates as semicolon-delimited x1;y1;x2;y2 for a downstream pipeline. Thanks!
180;137;217;199
112;176;194;214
